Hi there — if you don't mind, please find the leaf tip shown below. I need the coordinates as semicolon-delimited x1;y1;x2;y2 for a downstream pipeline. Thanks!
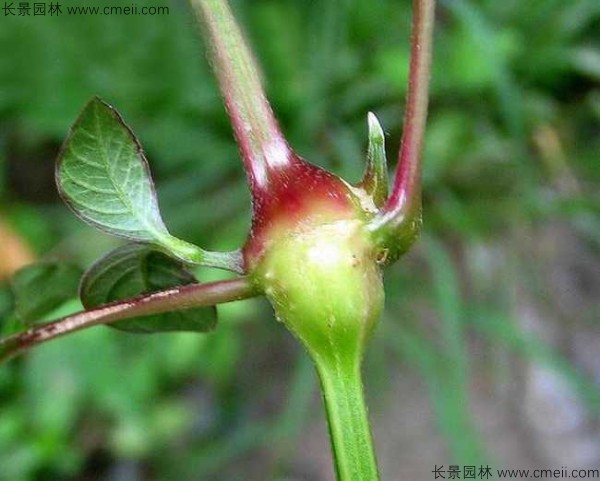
367;112;385;144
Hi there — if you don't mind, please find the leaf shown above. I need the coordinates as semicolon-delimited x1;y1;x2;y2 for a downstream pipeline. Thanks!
80;243;217;333
56;97;242;273
10;262;82;324
57;97;170;243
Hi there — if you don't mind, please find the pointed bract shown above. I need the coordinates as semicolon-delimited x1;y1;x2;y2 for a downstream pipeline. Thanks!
359;113;389;208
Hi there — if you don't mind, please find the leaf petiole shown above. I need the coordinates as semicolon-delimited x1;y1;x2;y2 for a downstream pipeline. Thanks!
158;234;244;273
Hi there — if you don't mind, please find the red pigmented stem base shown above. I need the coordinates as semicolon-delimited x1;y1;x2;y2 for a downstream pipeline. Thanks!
192;0;373;271
243;155;358;269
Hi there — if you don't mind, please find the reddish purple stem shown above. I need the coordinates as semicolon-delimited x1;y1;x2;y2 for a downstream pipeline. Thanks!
0;277;255;364
192;0;297;197
383;0;435;224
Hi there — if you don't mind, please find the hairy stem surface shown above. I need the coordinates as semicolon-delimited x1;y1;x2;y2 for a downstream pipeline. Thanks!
316;357;380;481
0;277;256;364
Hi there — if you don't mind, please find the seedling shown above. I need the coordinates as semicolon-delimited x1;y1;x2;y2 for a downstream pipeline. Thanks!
0;0;435;479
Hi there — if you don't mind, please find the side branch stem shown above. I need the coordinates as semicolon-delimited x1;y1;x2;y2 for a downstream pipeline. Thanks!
191;0;294;193
380;0;436;228
0;277;256;364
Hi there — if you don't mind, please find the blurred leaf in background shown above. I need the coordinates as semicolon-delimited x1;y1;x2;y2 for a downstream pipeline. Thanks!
0;0;598;480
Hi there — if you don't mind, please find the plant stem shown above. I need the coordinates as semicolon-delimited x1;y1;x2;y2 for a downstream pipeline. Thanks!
316;357;380;481
191;0;294;194
371;0;435;239
0;277;256;364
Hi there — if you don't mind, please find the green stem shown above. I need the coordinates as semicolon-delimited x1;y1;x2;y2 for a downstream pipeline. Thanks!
315;357;380;481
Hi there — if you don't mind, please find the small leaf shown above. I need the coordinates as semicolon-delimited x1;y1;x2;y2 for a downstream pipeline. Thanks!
360;113;389;207
57;97;171;243
80;243;217;333
10;262;82;324
56;98;241;272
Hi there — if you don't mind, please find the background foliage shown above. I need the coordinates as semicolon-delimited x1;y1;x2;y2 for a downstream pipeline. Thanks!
0;0;598;480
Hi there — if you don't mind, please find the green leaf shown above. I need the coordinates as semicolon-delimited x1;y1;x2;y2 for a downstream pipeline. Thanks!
56;98;241;272
57;97;171;243
10;262;82;324
80;243;217;334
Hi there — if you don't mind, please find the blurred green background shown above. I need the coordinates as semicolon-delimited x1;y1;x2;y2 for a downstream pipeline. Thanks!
0;0;598;480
